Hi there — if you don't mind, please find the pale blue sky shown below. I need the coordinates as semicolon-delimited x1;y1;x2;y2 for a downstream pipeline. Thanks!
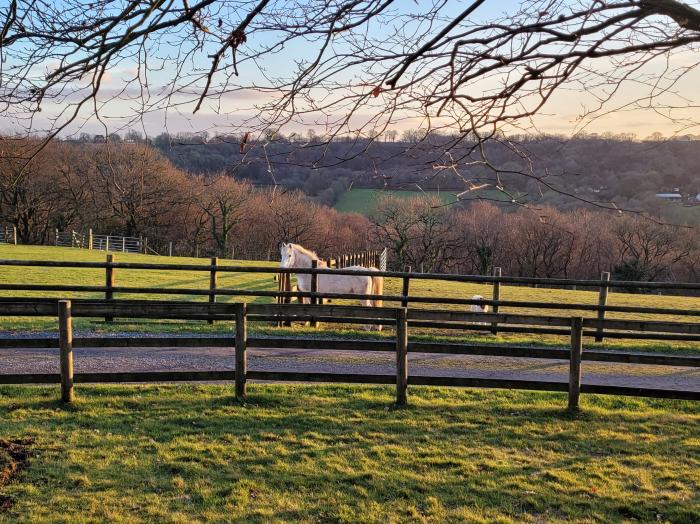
3;1;699;138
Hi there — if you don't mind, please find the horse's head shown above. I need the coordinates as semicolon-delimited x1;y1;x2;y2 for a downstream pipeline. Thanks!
280;242;295;268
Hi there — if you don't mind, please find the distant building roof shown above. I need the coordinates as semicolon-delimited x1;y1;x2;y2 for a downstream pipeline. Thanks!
655;193;682;199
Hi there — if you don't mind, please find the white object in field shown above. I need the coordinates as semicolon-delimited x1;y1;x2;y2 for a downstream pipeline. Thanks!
470;295;489;313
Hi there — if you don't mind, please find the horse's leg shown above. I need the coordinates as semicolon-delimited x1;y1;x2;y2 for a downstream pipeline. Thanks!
296;280;311;326
360;280;377;330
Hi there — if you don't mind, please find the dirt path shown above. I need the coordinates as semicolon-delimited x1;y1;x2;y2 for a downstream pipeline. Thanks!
2;344;699;392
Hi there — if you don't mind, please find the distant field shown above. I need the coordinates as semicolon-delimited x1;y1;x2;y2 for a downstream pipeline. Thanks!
334;188;459;214
664;203;700;226
1;244;699;353
334;188;519;215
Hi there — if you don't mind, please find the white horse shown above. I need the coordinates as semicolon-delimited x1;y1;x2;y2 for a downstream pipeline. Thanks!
280;243;384;329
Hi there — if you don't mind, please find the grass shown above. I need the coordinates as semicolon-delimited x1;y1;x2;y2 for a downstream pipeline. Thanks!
334;188;460;214
1;244;699;354
0;384;698;523
333;188;520;215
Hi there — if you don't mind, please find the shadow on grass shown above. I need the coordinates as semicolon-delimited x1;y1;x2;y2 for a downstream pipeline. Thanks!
1;384;698;522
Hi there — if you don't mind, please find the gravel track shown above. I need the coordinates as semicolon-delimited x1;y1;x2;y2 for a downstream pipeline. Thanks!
2;343;699;391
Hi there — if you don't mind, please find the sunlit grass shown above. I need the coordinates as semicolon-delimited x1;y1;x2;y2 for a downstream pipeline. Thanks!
1;244;698;354
0;384;698;523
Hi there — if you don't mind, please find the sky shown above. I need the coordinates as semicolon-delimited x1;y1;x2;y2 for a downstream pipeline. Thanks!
2;0;699;139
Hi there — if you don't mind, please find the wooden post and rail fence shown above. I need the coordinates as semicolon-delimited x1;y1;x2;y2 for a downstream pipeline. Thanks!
1;258;698;410
1;298;699;410
1;257;699;341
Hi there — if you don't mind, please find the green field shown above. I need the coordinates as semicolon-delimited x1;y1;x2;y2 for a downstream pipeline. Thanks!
333;188;520;215
1;244;699;353
1;384;699;523
334;188;460;214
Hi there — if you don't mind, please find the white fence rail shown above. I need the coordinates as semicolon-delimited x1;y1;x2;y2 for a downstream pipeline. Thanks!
0;225;17;245
55;229;145;254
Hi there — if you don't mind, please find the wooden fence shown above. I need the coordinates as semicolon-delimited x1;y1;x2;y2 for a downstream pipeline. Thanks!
0;257;698;341
1;300;698;406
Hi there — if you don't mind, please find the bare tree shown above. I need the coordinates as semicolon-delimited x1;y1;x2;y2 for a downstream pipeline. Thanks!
453;202;505;275
503;208;577;278
2;0;699;209
371;195;461;272
612;215;690;281
200;175;253;257
0;138;64;243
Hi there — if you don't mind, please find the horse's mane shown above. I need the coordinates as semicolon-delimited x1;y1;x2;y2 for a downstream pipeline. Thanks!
291;243;319;260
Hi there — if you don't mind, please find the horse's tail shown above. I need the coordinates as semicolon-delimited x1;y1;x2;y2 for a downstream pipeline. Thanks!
371;275;383;308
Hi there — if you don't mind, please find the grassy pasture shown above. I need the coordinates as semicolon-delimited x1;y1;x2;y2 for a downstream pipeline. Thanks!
0;244;699;353
334;188;459;214
0;384;698;523
333;188;519;215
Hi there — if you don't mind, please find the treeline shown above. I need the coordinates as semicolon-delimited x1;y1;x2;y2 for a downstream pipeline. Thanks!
1;139;697;284
0;139;370;258
140;132;700;223
48;131;700;225
371;197;699;284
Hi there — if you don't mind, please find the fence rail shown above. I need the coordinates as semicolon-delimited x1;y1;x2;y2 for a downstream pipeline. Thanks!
1;257;699;344
1;300;698;406
2;258;698;290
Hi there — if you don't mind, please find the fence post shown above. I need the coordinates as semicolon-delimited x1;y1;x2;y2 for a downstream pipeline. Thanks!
169;241;173;257
12;226;17;245
105;254;115;322
142;237;148;255
596;272;611;343
401;266;411;309
395;307;408;406
310;260;319;328
55;229;59;246
88;229;93;250
235;303;247;399
276;271;285;327
568;317;584;412
58;300;74;403
284;273;293;327
208;257;218;325
105;235;110;252
491;267;502;335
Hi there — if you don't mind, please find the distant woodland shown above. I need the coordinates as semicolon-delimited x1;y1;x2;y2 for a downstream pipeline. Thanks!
143;132;700;224
1;135;698;283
